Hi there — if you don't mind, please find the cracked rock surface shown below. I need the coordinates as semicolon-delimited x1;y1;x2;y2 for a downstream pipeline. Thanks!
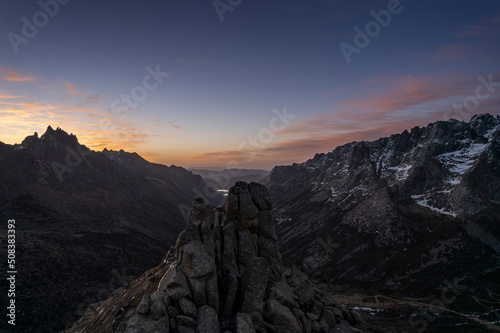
68;182;363;333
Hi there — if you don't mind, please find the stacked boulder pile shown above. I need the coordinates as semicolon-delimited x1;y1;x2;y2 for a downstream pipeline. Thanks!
69;182;363;333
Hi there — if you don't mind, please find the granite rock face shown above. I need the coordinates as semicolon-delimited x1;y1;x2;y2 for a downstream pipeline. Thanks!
267;114;500;300
68;182;363;332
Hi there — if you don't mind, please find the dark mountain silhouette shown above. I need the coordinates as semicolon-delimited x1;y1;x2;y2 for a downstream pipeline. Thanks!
267;114;500;331
2;114;500;332
0;126;221;332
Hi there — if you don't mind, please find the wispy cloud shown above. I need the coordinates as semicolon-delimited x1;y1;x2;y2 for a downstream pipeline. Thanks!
0;79;180;153
429;43;482;63
457;13;500;38
0;90;23;99
187;72;500;167
64;82;87;97
256;73;500;164
63;81;100;106
0;66;37;82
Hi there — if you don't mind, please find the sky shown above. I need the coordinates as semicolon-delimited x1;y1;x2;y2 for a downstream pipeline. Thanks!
0;0;499;169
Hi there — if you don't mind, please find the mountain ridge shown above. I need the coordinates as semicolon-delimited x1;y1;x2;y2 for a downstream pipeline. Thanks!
265;113;500;331
0;126;220;332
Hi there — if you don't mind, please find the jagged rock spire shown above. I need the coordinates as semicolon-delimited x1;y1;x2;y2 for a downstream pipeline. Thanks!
69;182;363;333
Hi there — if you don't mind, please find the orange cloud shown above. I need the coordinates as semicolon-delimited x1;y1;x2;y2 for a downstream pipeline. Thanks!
255;72;500;167
63;81;100;106
0;66;37;82
0;91;171;154
0;91;22;99
338;75;464;115
279;74;467;139
64;82;87;97
186;74;479;168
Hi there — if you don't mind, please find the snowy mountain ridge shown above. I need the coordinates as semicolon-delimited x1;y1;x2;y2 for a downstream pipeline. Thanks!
271;113;500;221
265;114;500;316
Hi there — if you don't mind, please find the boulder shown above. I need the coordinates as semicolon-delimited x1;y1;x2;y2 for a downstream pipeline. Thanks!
268;281;297;308
167;306;178;318
294;282;315;308
177;314;197;327
235;312;256;332
183;241;215;278
321;309;336;327
248;182;272;210
136;294;151;314
264;299;301;333
177;224;201;249
150;300;167;320
196;305;219;333
179;298;198;318
165;281;191;302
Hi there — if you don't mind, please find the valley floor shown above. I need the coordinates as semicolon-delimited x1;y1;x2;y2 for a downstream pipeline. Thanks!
332;293;500;333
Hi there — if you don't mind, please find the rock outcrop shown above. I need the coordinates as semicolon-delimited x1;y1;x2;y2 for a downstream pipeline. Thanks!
266;114;500;294
68;181;363;333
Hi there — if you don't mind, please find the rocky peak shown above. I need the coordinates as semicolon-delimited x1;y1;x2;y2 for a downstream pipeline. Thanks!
40;125;79;147
69;182;363;332
102;149;148;170
19;131;39;147
269;114;500;222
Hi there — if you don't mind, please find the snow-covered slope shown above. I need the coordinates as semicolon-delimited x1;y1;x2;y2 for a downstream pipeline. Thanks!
267;114;500;302
271;113;499;224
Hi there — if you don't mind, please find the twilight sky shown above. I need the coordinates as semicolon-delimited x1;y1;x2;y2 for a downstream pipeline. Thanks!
1;0;499;169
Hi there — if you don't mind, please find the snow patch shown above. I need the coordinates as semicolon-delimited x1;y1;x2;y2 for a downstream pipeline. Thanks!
437;143;488;175
411;194;457;217
387;164;412;181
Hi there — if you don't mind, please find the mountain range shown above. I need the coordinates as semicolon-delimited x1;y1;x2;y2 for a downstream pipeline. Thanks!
0;126;220;332
266;113;500;331
1;114;500;332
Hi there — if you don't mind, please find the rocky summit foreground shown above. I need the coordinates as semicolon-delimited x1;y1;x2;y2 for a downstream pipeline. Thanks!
68;181;364;333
